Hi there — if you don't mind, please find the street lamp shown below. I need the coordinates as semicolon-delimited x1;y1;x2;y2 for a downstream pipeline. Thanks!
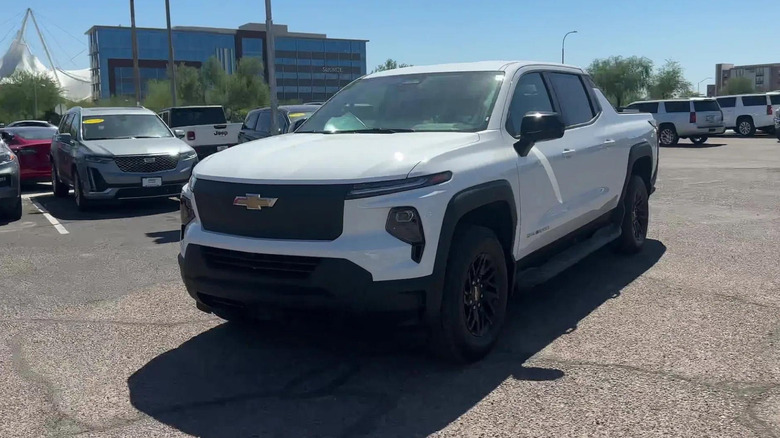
561;30;578;64
697;77;713;96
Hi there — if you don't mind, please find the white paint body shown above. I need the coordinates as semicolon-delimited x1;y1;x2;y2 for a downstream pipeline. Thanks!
181;61;657;282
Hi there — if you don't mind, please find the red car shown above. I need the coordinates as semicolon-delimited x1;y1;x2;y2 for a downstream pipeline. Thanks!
0;126;57;182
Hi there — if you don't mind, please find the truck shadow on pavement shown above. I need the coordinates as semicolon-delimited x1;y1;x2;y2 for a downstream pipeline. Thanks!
33;194;179;221
128;239;666;438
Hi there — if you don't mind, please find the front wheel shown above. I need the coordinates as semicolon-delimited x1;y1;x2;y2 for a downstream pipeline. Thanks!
431;226;509;363
51;162;69;198
690;136;708;145
614;175;649;254
0;196;22;222
73;172;91;211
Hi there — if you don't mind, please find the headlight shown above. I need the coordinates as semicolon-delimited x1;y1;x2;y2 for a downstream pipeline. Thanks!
0;151;16;165
386;207;425;263
346;171;452;199
180;194;196;239
188;174;196;192
181;149;197;160
83;155;113;164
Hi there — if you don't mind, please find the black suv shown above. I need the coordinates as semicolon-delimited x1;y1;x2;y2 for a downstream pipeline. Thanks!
237;105;319;144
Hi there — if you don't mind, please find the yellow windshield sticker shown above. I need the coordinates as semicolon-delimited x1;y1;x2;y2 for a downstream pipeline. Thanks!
83;118;104;124
288;113;306;118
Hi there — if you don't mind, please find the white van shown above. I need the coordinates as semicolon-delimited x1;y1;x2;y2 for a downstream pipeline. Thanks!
715;94;776;137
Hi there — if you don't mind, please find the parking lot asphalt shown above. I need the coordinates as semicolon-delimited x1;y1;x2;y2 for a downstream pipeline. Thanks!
1;135;779;437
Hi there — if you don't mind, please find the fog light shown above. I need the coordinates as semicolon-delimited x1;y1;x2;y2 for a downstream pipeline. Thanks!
386;207;425;262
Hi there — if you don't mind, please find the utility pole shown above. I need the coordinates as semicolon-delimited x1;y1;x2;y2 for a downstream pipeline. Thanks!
265;0;279;135
697;77;712;96
561;30;577;64
165;0;177;106
130;0;141;106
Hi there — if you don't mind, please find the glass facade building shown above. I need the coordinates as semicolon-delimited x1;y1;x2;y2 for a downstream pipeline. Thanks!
86;23;367;102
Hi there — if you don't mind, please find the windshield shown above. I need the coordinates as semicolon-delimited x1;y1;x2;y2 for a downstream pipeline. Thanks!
297;71;505;133
287;111;314;123
4;127;57;140
81;115;173;141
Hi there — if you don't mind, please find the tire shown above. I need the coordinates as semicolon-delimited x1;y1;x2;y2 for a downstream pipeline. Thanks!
73;171;91;211
658;125;679;146
690;136;708;145
431;226;509;363
736;117;755;137
0;196;22;222
614;175;649;254
776;130;780;141
51;162;69;198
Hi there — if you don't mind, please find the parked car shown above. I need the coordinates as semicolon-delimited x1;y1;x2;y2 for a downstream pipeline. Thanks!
157;106;241;158
6;120;56;128
774;108;780;140
715;94;775;137
0;126;57;182
0;139;22;221
50;107;198;211
237;105;320;143
625;98;724;146
178;61;658;362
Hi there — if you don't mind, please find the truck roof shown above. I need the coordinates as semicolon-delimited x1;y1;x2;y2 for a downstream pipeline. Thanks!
366;60;584;78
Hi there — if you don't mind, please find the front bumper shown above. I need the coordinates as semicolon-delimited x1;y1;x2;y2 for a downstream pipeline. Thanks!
179;245;429;318
77;158;195;200
194;145;234;159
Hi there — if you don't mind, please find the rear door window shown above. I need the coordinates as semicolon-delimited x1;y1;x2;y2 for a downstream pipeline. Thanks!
693;100;720;112
741;95;767;107
244;111;259;130
254;110;271;133
169;107;226;127
547;73;595;126
769;94;780;105
716;97;736;108
663;101;690;113
627;102;659;113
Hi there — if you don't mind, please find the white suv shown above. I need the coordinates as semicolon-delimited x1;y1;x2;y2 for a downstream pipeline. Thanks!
716;94;776;137
625;98;725;146
179;61;658;362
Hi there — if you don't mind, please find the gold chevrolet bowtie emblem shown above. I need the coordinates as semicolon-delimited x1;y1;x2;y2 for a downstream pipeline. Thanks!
233;194;278;210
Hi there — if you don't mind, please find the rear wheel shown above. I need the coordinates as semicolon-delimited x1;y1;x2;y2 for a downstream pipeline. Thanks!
614;176;649;254
51;162;69;197
737;117;756;137
690;136;708;145
658;125;679;146
431;226;509;363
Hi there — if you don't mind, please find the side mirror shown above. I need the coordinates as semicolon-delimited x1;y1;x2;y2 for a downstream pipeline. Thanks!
174;129;186;139
513;112;565;157
291;118;308;132
58;133;73;145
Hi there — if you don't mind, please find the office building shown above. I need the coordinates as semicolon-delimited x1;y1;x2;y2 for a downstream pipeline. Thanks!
86;23;367;102
714;62;780;95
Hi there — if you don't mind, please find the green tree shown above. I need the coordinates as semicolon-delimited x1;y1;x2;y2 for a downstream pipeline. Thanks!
175;64;204;105
224;57;270;115
648;60;692;99
0;71;62;121
371;58;412;73
201;56;228;105
142;79;173;111
722;77;755;95
587;56;653;108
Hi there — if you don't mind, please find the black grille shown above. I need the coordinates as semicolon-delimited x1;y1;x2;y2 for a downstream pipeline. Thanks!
116;184;182;199
114;155;179;173
194;180;348;240
201;246;321;280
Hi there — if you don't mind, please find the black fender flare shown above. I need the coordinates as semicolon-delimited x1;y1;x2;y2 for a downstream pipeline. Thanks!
613;142;654;223
424;180;517;324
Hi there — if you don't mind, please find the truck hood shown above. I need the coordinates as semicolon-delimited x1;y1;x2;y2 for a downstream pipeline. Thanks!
193;132;481;183
83;137;192;156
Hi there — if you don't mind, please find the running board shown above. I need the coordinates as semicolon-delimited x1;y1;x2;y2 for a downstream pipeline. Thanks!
515;224;622;289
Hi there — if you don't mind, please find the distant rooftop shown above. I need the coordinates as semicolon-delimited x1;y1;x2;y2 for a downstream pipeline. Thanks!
86;23;367;41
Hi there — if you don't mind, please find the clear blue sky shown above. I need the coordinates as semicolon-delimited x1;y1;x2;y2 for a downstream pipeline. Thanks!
2;0;776;92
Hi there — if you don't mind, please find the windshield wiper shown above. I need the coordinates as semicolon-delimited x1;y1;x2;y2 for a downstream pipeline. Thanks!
85;136;133;140
133;135;164;138
331;128;415;134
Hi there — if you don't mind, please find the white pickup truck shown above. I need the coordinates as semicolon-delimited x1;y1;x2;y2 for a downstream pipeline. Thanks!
178;61;659;362
158;106;241;158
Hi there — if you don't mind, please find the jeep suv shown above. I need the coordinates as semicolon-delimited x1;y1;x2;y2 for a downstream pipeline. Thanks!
50;107;198;210
625;98;725;145
179;61;658;362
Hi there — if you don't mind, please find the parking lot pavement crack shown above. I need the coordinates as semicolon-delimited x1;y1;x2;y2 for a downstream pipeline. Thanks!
745;385;780;438
0;317;212;328
8;333;90;436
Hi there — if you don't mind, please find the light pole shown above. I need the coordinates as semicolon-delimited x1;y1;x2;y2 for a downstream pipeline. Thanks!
697;77;712;96
129;0;141;106
165;0;176;106
265;0;279;135
561;30;577;64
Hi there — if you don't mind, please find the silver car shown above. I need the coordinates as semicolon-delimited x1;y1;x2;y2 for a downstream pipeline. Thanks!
50;107;198;210
625;98;725;146
0;139;22;221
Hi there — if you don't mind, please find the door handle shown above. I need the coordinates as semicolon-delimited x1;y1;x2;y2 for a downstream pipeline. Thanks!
603;139;616;146
562;148;575;158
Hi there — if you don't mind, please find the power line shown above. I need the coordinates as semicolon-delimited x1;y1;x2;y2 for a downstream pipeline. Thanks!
0;10;25;46
34;10;87;47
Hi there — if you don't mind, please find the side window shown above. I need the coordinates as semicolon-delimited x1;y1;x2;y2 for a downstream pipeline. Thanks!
664;101;690;113
770;94;780;105
255;110;271;133
741;95;767;107
69;114;79;138
159;111;170;126
505;73;553;136
244;111;259;130
627;102;659;113
716;97;736;108
548;73;595;127
59;114;73;134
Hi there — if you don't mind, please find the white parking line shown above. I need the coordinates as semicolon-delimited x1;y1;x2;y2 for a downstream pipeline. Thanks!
28;198;69;235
